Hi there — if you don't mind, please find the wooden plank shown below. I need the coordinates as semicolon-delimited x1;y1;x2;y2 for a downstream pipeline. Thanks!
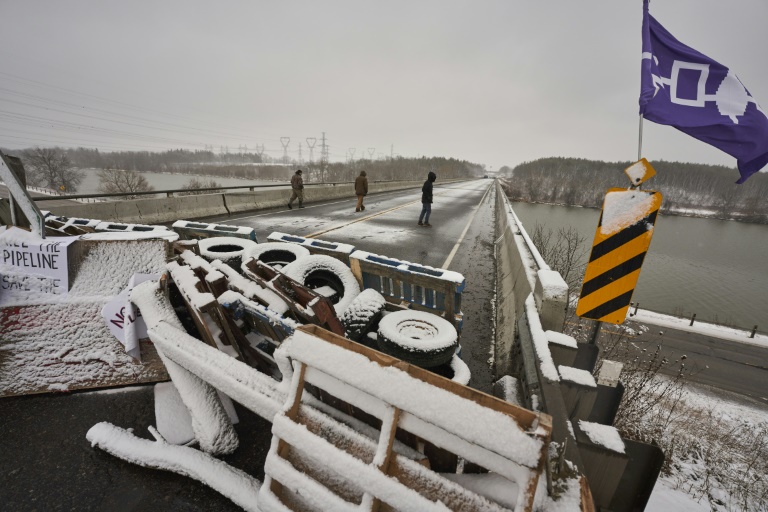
297;325;545;432
371;406;401;512
271;362;307;500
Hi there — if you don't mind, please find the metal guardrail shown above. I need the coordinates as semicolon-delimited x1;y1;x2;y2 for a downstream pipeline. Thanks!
30;179;418;202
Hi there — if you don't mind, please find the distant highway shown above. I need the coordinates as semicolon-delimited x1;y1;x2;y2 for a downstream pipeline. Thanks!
596;320;768;406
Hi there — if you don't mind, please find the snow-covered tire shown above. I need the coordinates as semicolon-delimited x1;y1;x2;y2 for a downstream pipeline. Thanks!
376;310;458;368
281;254;361;314
198;237;257;271
429;354;471;385
340;289;388;342
242;242;310;272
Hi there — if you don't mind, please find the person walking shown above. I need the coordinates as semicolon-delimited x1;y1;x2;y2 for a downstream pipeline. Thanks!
418;171;436;227
287;169;304;209
354;170;368;212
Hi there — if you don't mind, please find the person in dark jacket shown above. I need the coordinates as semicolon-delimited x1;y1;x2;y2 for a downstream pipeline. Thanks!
354;170;368;212
287;169;304;209
418;171;436;227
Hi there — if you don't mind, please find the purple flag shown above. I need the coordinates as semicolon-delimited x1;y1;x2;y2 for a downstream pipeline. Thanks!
640;0;768;183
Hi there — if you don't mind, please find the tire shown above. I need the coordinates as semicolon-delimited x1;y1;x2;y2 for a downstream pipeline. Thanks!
376;310;458;368
340;289;387;342
281;254;361;314
428;354;471;385
198;237;257;271
242;242;310;272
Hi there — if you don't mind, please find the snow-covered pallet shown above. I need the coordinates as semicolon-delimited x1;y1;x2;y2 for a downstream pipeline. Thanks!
261;325;552;512
166;260;243;360
242;258;346;336
349;251;465;333
172;220;257;242
267;231;355;265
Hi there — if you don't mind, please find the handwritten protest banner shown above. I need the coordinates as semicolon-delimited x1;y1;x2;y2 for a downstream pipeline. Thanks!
0;230;78;304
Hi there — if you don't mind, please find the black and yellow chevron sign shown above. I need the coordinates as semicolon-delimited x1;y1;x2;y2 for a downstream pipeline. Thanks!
576;188;662;324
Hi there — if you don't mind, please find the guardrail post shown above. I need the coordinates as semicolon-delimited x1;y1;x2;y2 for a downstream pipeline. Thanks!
689;313;696;326
167;192;174;197
751;325;758;338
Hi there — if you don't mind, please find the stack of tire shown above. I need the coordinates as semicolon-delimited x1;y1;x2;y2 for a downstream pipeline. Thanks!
243;247;468;384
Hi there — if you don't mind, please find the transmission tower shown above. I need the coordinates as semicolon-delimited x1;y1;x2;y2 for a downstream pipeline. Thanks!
298;142;303;165
280;137;290;164
306;137;317;164
320;132;329;183
348;148;356;162
367;147;375;159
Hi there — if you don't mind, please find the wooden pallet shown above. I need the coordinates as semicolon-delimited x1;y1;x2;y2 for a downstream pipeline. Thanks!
261;325;552;512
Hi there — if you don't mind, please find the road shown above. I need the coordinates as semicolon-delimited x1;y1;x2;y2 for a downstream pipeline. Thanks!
608;321;768;406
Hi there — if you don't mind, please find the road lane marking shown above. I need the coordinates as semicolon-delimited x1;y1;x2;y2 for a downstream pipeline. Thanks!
441;183;493;269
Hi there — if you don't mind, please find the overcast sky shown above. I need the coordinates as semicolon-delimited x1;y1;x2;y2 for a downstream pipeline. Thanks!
1;0;766;173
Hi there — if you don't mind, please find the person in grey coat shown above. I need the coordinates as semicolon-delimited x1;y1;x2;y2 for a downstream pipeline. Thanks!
287;169;304;209
418;171;436;227
354;170;368;212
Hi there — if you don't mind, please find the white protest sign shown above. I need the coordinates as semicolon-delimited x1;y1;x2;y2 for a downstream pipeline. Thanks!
101;273;160;360
0;229;79;305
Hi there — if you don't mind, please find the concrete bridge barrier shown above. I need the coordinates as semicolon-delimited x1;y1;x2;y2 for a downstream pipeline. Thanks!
44;179;466;224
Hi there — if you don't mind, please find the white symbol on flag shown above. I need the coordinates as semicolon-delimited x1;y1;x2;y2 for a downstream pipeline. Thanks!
642;53;766;124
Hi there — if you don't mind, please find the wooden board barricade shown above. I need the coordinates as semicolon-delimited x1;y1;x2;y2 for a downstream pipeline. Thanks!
262;324;552;512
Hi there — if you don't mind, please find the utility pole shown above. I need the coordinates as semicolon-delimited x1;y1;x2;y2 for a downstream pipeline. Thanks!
280;137;290;165
390;144;394;160
320;132;328;183
306;137;317;164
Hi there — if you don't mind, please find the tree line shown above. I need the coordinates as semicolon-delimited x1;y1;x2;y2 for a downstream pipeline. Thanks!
501;157;768;223
2;146;483;194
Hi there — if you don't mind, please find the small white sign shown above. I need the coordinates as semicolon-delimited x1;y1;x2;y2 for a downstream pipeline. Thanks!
101;273;160;360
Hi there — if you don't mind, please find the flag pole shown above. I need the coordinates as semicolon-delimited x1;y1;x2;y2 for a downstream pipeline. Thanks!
638;113;644;160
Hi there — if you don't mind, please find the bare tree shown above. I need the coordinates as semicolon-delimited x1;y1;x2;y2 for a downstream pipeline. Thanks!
529;223;589;296
22;147;85;192
179;178;222;195
97;168;154;198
